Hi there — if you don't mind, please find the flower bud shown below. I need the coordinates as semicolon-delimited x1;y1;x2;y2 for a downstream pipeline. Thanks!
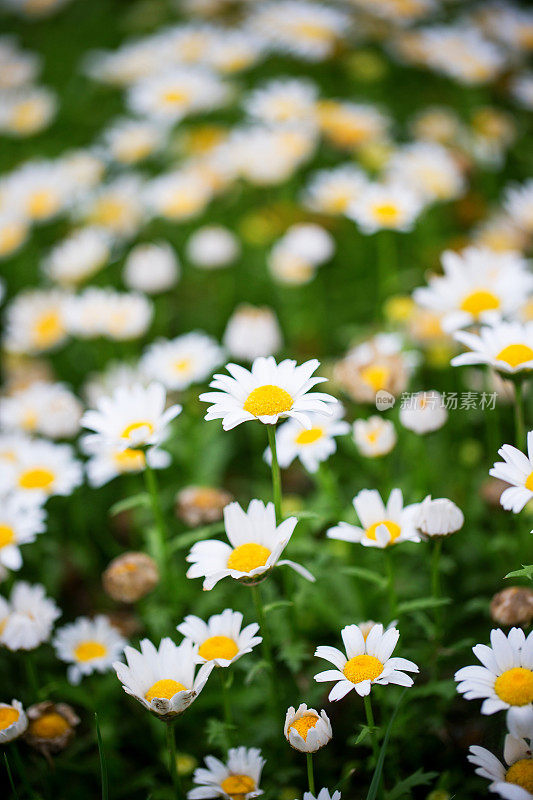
490;586;533;627
102;552;159;602
284;703;332;753
176;486;233;527
416;496;464;538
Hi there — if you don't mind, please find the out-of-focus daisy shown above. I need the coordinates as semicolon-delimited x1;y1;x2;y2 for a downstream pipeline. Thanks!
317;100;389;151
186;499;314;590
42;227;112;286
244;77;318;127
141;333;223;392
468;722;533;800
122;242;180;294
353;416;397;458
65;288;153;341
0;381;82;438
223;305;282;362
3;289;69;354
269;223;334;283
82;175;145;238
114;637;213;721
334;333;413;404
0;582;60;651
505;181;533;235
186;226;240;269
315;623;419;700
385;142;465;203
0;39;39;89
177;608;261;667
0;86;56;136
0;211;29;259
83;361;147;407
0;493;46;570
512;72;533;112
411;25;506;85
127;66;229;123
299;792;341;800
489;433;533;514
266;405;349;473
284;704;332;753
302;164;368;215
101;118;165;164
0;700;27;743
415;496;464;538
5;160;73;222
189;746;265;800
352;0;435;25
348;182;424;234
452;323;533;376
144;169;213;222
83;440;170;488
81;382;181;452
327;488;420;549
0;438;82;501
54;615;126;684
200;356;336;431
4;0;73;18
399;390;448;434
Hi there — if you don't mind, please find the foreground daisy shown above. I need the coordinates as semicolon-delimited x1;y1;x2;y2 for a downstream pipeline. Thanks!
114;638;213;721
265;405;350;473
489;433;533;513
315;623;419;700
455;628;533;718
0;700;27;743
284;704;332;753
186;499;314;590
188;746;265;800
468;723;533;799
452;322;533;376
0;582;60;651
54;615;126;684
177;609;261;668
327;489;420;549
200;357;337;431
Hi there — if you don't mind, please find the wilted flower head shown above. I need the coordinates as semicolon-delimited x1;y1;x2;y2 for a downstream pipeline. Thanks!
176;486;234;527
491;587;533;628
102;552;159;603
25;701;80;756
284;703;332;753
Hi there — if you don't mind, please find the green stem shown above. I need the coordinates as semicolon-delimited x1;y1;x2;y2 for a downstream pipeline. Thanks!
431;538;443;640
384;548;397;621
514;380;525;448
252;584;279;713
219;669;233;744
364;694;379;765
267;425;282;524
4;752;19;800
144;459;169;582
25;653;41;701
166;722;183;799
95;713;108;800
306;753;315;796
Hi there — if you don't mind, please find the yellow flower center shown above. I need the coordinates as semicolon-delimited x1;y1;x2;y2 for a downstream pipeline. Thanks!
0;223;25;256
27;189;57;219
0;524;15;548
343;654;384;683
373;203;400;225
496;344;533;369
289;713;319;741
494;668;533;706
21;409;38;431
29;712;70;739
144;679;186;702
360;364;390;392
12;100;42;133
121;420;155;441
506;759;533;792
113;448;145;471
33;310;63;349
173;358;192;374
294;21;330;43
220;775;256;799
18;467;55;491
525;472;533;492
243;385;293;418
295;427;323;445
198;635;239;662
91;198;125;226
163;193;204;218
227;543;271;573
366;519;401;544
0;707;19;730
162;89;190;106
73;640;108;662
460;289;500;317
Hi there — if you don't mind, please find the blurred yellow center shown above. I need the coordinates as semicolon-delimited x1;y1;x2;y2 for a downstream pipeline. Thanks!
0;525;15;548
92;198;124;225
243;385;293;417
74;640;107;662
21;409;38;430
121;420;154;440
295;427;323;445
366;519;401;544
506;759;533;792
145;679;185;702
460;289;500;316
34;310;63;348
0;224;25;255
28;190;56;219
289;714;319;740
12;101;41;132
198;635;238;661
295;22;329;42
162;89;189;106
0;707;19;730
173;358;192;374
227;543;271;573
496;344;533;369
113;448;145;471
18;467;55;490
29;712;69;739
343;654;384;683
373;203;399;225
220;775;255;798
494;667;533;706
360;364;390;392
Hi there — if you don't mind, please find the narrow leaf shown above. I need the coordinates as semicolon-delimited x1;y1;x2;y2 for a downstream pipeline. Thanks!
342;566;387;588
109;493;150;517
95;713;109;800
366;690;407;800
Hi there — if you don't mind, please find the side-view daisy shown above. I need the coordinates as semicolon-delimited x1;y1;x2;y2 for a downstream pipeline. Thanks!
490;432;533;513
54;615;126;684
284;703;332;753
177;609;262;668
114;637;214;721
0;700;27;743
199;356;337;431
468;726;533;799
452;322;533;376
315;623;419;700
186;499;314;590
188;746;265;800
265;405;350;473
327;488;420;548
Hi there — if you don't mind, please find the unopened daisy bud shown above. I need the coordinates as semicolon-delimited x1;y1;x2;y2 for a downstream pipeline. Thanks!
102;552;159;603
353;416;397;457
25;701;79;755
175;486;233;527
399;391;448;434
0;700;27;743
284;704;332;753
223;304;282;362
416;496;464;538
490;587;533;627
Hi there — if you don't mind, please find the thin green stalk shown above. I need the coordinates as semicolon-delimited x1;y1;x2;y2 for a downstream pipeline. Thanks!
514;380;525;448
384;548;397;620
166;722;183;799
252;584;280;714
431;538;443;641
306;753;315;796
364;694;379;765
143;459;169;581
267;425;282;523
4;752;19;800
219;669;233;744
25;653;40;701
95;713;108;800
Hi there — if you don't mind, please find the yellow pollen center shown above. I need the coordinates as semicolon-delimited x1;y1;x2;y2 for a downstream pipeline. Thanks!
113;448;145;471
92;198;124;226
162;89;189;106
0;707;19;730
506;759;533;792
121;420;155;441
27;189;57;219
496;344;533;369
373;203;400;225
29;712;70;739
0;223;25;255
144;679;186;702
294;22;330;42
295;427;323;445
460;289;500;317
243;385;293;417
366;519;401;544
360;364;390;392
34;310;63;348
0;524;15;548
198;635;239;662
525;472;533;492
73;640;108;662
343;654;384;683
173;358;192;374
18;467;55;491
227;543;271;573
289;714;319;741
494;668;533;706
220;775;256;799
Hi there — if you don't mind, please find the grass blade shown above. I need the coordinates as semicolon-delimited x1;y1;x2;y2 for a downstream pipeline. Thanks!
95;712;109;800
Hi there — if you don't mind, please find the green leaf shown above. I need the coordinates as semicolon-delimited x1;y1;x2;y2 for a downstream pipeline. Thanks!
366;690;407;800
505;564;533;581
95;713;108;800
353;725;372;746
397;597;451;615
206;718;231;750
109;492;150;517
342;565;387;588
263;600;294;614
169;522;225;552
292;510;323;521
386;769;438;800
245;660;269;685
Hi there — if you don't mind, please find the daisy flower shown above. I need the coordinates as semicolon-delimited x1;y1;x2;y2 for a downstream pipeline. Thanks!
314;623;419;700
0;582;61;651
452;322;533;376
114;637;214;721
284;703;332;753
455;628;533;718
300;792;341;800
200;356;337;431
244;77;318;127
385;141;465;203
83;440;170;488
348;182;424;234
81;175;145;238
468;725;533;799
42;226;112;286
186;499;314;590
353;416;397;458
65;288;153;341
265;405;350;473
177;608;262;667
415;496;464;538
489;433;533;513
3;289;69;355
0;210;29;259
0;700;27;743
0;493;46;570
0;381;82;438
505;180;533;235
123;242;180;294
188;746;265;800
327;489;420;549
0;86;57;137
399;390;448;434
186;226;240;270
0;438;83;501
54;615;126;684
223;305;282;362
140;332;224;392
81;382;181;452
101;117;165;165
302;164;368;216
144;168;213;222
